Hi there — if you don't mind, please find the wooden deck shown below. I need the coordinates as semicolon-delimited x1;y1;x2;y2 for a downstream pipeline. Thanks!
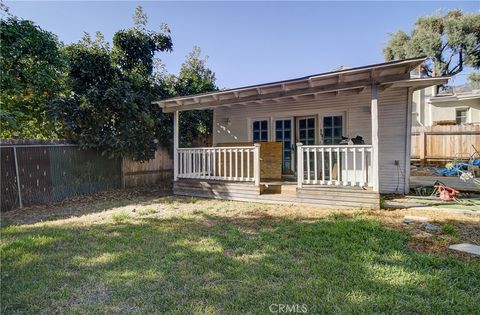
173;179;380;209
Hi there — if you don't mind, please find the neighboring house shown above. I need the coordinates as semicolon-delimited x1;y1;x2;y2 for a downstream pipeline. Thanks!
412;86;480;126
156;57;447;208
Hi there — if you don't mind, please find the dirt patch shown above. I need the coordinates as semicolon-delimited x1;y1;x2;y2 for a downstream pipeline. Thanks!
1;187;171;225
411;164;442;176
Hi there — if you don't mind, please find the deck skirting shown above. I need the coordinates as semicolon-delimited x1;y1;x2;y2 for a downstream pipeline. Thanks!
173;179;380;209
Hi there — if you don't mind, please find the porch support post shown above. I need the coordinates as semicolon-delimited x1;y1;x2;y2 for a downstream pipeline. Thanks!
253;143;261;186
173;110;179;181
371;84;380;192
404;87;413;194
296;142;303;188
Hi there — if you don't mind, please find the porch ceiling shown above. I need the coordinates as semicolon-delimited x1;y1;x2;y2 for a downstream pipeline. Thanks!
155;57;441;113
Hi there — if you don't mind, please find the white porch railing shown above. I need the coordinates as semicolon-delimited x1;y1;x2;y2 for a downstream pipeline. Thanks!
297;144;373;188
176;144;261;185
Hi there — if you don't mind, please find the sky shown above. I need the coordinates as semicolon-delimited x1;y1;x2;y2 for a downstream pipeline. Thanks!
5;1;480;88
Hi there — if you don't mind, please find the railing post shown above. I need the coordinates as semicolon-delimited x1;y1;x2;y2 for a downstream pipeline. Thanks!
173;110;179;181
296;143;303;188
253;143;261;186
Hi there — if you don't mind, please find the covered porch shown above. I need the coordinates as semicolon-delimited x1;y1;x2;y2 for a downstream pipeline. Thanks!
156;58;448;208
174;143;374;189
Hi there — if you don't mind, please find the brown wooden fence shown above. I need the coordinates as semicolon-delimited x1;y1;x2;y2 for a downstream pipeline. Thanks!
122;147;173;189
411;125;480;163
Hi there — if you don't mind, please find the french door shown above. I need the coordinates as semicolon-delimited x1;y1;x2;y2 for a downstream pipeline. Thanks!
275;119;294;174
322;114;344;180
297;117;316;177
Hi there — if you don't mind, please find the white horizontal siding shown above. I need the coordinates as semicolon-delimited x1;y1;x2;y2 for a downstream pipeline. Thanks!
378;88;408;194
213;90;373;145
213;87;410;194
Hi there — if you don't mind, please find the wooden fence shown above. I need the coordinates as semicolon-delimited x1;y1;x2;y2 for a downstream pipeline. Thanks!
122;147;173;189
411;125;480;163
1;143;173;212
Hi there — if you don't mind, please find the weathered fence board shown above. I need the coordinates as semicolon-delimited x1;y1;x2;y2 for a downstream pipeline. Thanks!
122;147;173;188
411;125;480;162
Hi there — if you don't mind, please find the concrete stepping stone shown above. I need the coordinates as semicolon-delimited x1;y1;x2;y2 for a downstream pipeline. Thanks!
403;215;428;224
448;243;480;257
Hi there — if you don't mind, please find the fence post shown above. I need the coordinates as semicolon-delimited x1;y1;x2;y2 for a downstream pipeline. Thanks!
121;158;126;188
297;143;303;188
13;146;23;208
253;143;261;186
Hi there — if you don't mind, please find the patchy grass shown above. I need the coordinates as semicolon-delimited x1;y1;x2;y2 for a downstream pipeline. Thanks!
441;223;458;236
137;207;157;216
111;211;130;223
1;194;479;314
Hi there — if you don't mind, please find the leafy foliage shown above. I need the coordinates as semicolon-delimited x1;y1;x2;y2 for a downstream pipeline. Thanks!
0;17;66;138
1;6;217;160
384;10;480;77
53;21;172;161
467;72;480;89
166;46;217;147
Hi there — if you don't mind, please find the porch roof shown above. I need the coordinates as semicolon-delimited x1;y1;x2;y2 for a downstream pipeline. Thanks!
155;57;449;113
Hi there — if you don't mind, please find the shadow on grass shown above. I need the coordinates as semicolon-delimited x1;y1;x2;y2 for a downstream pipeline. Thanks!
2;212;479;314
1;190;204;226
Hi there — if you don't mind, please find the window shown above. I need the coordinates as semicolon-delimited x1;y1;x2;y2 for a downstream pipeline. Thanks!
456;109;468;125
297;117;316;145
252;120;268;142
323;115;343;144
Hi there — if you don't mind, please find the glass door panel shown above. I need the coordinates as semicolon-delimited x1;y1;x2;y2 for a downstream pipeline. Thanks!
297;117;316;145
297;117;316;178
322;115;344;180
275;119;293;174
323;115;343;145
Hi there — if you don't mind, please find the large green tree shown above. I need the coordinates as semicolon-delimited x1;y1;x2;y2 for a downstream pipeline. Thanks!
167;46;217;147
0;17;66;138
1;6;217;159
384;10;480;77
53;7;173;161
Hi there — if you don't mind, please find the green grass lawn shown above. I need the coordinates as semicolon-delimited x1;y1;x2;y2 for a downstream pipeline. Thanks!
1;195;479;314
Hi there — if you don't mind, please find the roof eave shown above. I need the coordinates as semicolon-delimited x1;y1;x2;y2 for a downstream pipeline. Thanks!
156;57;428;112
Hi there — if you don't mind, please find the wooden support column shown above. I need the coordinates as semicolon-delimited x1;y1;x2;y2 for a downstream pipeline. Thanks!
296;142;303;188
371;84;380;192
253;143;261;186
173;110;179;181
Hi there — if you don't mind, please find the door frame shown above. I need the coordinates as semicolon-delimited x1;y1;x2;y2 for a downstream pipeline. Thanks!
274;117;295;175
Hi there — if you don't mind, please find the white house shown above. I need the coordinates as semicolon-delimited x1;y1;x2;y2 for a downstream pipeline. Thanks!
412;86;480;126
156;57;448;208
